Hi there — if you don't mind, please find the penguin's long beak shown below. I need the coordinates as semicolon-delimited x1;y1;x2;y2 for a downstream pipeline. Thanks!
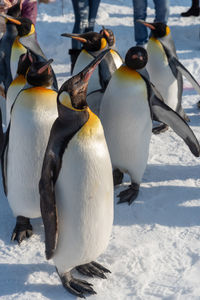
0;14;21;25
61;33;87;43
79;49;110;83
37;59;53;74
137;19;155;30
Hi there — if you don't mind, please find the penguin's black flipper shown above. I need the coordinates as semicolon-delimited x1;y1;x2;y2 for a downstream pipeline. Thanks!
19;34;46;59
170;56;200;95
150;90;200;157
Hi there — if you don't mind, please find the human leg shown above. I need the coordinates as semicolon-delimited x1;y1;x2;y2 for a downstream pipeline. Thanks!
87;0;101;32
132;0;148;46
153;0;169;23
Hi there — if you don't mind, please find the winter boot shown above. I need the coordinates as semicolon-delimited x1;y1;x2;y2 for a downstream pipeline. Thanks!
181;0;200;17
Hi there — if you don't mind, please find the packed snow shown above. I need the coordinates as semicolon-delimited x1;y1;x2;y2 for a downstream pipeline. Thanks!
0;0;200;299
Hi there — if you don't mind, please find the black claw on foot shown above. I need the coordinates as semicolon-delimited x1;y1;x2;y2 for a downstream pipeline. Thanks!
113;169;124;186
59;270;96;298
117;183;139;205
152;124;169;135
76;261;111;279
11;216;33;244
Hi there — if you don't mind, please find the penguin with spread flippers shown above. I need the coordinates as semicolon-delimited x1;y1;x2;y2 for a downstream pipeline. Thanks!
61;28;122;115
100;47;200;205
39;50;113;298
0;14;58;91
137;20;200;134
6;51;34;129
1;59;58;244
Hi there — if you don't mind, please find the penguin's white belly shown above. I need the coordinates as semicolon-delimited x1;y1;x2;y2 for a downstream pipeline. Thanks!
54;133;113;274
7;89;57;218
73;51;101;94
146;42;178;111
100;72;152;184
10;45;26;79
6;76;26;129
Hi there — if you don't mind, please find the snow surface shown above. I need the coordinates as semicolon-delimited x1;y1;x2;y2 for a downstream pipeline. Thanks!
1;0;200;299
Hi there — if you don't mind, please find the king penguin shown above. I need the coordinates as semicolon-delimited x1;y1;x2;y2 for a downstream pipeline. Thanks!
0;14;58;91
39;50;113;298
6;51;33;129
100;46;200;205
1;59;58;244
138;20;200;134
61;28;123;115
0;0;21;93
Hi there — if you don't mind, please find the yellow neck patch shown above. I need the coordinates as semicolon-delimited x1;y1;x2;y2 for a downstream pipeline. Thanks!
100;38;107;50
166;26;170;36
78;108;100;138
23;24;35;37
117;65;142;81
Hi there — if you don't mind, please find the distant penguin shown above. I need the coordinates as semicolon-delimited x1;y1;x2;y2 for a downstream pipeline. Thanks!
0;0;21;93
6;51;33;128
100;47;200;205
61;28;123;115
0;14;58;91
39;50;113;298
138;20;200;134
1;59;58;244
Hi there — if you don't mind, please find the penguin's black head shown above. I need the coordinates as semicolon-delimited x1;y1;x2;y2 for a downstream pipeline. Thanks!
125;46;148;70
61;32;108;52
7;0;22;18
137;20;169;38
17;51;35;76
26;59;53;87
0;15;33;36
57;49;109;114
99;27;115;47
15;17;33;36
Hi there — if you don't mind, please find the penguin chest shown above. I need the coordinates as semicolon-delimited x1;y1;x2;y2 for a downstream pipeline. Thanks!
10;38;26;79
54;118;113;272
7;88;58;218
73;50;102;94
100;68;152;180
6;75;26;128
110;49;123;69
146;38;178;110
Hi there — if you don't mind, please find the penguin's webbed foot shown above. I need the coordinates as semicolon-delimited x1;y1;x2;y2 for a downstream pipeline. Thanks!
117;183;139;205
76;261;111;279
11;216;33;244
152;123;169;135
113;169;124;186
197;100;200;109
59;271;96;298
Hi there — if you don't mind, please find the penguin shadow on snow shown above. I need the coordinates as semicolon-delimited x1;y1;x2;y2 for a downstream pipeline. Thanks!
0;263;71;299
144;164;200;182
114;172;200;228
170;25;200;53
